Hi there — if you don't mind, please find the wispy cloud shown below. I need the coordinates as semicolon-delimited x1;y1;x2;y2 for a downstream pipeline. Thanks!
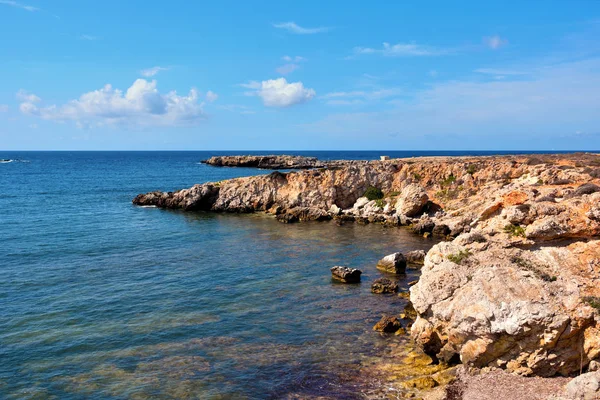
0;0;39;12
484;35;508;50
18;79;207;127
276;55;306;75
140;66;169;77
352;42;452;57
306;58;600;144
475;68;526;75
273;22;330;34
205;90;218;102
322;88;402;105
241;78;315;107
79;34;99;41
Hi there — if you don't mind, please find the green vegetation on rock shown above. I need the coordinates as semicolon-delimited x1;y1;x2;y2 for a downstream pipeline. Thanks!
363;186;384;201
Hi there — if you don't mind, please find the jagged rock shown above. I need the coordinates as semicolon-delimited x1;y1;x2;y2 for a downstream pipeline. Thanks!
132;183;220;211
330;266;362;283
353;197;370;209
410;237;600;376
371;278;398;294
589;360;600;372
405;250;426;265
396;184;429;217
373;315;402;333
376;252;407;274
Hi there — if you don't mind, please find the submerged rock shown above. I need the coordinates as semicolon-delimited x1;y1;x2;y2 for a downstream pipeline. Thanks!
373;315;402;333
371;278;398;294
376;252;407;274
330;266;362;283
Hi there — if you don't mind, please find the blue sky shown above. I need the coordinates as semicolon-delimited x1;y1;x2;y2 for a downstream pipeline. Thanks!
1;0;599;150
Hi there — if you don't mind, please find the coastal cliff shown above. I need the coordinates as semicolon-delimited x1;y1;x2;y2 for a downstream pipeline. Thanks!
134;153;600;383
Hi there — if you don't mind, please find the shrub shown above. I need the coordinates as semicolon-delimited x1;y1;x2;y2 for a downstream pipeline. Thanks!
447;249;471;264
441;174;456;187
388;191;401;197
583;296;600;311
363;186;384;201
504;224;526;237
374;199;385;208
466;165;477;175
412;172;422;181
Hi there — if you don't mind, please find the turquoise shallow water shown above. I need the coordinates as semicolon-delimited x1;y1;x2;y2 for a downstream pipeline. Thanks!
0;151;572;399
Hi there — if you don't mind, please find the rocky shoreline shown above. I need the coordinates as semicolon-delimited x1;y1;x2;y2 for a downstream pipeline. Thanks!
134;153;600;398
201;154;345;169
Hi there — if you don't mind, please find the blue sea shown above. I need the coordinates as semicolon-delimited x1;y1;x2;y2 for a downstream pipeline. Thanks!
0;150;584;399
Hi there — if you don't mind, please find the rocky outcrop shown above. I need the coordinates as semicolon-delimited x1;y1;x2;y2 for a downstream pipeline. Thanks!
201;155;329;169
406;250;426;266
371;278;399;294
135;153;600;378
552;370;600;400
373;315;403;333
331;266;362;283
377;252;407;274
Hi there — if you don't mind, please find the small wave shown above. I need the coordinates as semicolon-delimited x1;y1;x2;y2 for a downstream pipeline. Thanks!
0;159;14;163
139;205;157;208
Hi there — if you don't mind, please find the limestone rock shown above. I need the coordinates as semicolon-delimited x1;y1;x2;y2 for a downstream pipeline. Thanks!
562;370;600;400
330;266;362;283
201;155;327;169
396;184;429;217
376;252;407;274
371;278;398;294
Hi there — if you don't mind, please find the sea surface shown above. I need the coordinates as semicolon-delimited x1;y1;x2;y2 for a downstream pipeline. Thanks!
0;150;584;399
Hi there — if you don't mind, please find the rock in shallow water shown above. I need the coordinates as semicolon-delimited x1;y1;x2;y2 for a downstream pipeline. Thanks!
371;278;398;294
373;315;402;333
376;252;407;274
330;266;362;283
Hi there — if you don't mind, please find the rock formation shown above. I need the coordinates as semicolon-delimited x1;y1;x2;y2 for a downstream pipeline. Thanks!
371;278;399;294
201;155;330;169
331;266;362;283
134;153;600;378
376;252;407;274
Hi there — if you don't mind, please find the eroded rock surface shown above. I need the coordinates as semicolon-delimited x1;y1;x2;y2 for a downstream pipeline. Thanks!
201;155;330;169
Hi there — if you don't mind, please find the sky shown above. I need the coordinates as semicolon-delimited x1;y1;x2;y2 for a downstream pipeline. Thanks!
1;0;599;150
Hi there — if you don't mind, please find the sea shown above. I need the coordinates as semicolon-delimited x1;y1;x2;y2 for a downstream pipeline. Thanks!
0;150;583;399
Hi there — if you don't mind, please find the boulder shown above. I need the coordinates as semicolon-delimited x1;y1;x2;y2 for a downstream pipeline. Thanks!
395;184;429;217
562;370;600;400
405;250;426;266
373;315;402;333
412;217;435;235
371;278;398;294
330;266;362;283
376;252;407;274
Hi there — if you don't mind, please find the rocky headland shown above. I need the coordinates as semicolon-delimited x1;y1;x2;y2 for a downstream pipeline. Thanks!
134;153;600;398
201;154;344;169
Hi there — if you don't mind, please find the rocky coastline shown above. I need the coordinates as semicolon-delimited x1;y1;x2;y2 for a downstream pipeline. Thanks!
134;153;600;398
201;154;345;169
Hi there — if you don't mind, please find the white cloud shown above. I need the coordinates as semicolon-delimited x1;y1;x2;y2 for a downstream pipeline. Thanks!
273;22;330;34
18;79;207;126
0;104;8;112
282;55;305;63
484;35;508;50
140;66;169;77
353;42;451;57
205;90;218;102
0;0;39;11
242;78;315;107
